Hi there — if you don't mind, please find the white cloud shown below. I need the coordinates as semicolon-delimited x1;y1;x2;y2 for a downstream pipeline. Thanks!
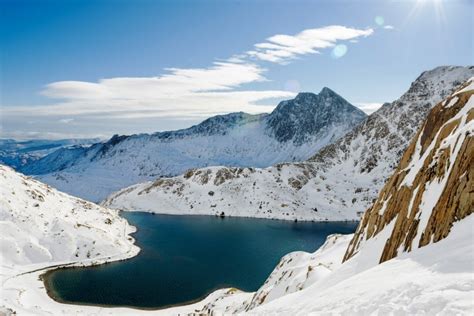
12;61;295;121
384;25;395;30
42;62;268;100
354;102;383;114
246;25;373;64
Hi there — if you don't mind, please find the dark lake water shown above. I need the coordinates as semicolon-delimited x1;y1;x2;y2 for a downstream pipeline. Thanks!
45;212;357;309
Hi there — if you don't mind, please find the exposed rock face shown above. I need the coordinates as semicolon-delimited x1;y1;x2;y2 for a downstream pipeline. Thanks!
105;66;474;221
22;88;365;202
266;89;366;144
344;78;474;263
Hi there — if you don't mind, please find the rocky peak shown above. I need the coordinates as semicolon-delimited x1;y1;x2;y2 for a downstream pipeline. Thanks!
266;88;367;144
318;86;338;98
404;66;473;101
343;78;474;264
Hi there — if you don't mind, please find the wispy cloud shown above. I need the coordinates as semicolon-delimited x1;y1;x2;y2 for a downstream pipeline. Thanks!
246;25;373;64
5;25;375;138
383;25;395;30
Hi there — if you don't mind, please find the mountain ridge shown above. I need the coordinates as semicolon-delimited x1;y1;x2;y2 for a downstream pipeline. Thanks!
22;88;366;201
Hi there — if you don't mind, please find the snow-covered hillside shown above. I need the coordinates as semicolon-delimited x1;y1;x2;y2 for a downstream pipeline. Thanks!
105;66;474;221
0;165;139;315
22;87;365;202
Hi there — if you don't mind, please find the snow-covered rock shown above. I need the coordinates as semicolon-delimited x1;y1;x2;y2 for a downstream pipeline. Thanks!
105;66;474;221
23;88;365;202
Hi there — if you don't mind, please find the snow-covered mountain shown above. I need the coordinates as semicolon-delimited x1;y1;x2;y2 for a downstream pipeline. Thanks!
177;76;474;315
0;165;139;315
104;66;474;221
24;88;366;202
0;138;99;170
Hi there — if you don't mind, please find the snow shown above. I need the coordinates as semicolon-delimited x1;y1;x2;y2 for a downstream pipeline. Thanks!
445;96;459;108
454;76;474;95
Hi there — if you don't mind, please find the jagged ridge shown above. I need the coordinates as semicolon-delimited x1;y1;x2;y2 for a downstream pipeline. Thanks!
22;88;365;202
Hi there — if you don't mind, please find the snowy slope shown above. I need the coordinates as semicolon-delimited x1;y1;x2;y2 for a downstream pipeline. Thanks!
0;165;139;315
105;66;474;221
23;88;365;202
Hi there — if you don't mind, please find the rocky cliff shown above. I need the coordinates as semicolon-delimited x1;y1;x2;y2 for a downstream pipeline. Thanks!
344;77;474;262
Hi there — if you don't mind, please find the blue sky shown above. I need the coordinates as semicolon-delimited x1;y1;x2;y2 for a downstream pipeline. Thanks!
1;0;472;139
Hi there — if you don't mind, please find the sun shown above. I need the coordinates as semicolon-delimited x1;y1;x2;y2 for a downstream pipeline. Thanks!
408;0;446;25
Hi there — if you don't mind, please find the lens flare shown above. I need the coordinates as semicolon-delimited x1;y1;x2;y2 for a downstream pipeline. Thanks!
331;44;348;59
375;16;385;26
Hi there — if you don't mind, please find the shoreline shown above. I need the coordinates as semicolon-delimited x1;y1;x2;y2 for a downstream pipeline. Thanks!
120;209;361;223
42;264;245;312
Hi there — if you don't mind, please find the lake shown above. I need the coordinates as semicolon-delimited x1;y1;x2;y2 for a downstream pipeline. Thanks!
44;212;358;309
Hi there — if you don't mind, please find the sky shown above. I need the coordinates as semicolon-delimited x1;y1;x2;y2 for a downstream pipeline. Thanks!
1;0;472;140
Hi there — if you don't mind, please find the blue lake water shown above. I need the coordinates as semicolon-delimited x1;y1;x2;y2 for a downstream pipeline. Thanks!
45;212;358;309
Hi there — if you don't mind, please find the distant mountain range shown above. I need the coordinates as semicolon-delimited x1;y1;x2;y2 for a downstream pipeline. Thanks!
20;87;366;201
0;138;100;170
104;66;474;221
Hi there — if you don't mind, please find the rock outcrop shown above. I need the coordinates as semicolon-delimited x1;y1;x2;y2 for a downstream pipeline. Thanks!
344;78;474;263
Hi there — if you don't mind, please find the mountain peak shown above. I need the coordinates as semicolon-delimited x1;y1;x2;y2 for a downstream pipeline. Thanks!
294;88;337;101
319;86;337;97
294;92;317;100
267;88;366;144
